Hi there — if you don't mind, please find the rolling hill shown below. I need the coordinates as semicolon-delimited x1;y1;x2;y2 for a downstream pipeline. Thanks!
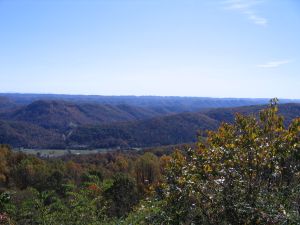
203;103;300;125
0;120;64;148
0;100;166;131
0;95;298;149
67;103;300;149
67;112;220;148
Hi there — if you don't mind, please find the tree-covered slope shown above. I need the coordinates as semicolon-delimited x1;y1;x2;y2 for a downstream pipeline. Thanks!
203;103;300;125
0;100;164;131
68;112;219;148
0;120;64;148
0;100;299;149
68;103;300;148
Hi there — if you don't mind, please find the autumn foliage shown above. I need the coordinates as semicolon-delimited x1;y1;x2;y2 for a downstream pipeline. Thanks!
0;99;299;224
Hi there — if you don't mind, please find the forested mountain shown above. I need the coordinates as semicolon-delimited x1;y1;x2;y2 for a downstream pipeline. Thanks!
203;103;300;125
67;112;219;148
0;100;164;131
0;96;16;110
0;96;298;149
68;103;300;148
0;120;64;148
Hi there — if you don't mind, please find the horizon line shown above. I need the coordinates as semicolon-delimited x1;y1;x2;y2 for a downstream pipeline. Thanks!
0;92;300;101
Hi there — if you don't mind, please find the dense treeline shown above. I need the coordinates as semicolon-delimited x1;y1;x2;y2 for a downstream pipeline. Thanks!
0;100;299;224
0;145;169;224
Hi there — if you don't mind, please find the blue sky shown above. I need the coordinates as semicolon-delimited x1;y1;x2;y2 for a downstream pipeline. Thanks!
0;0;299;98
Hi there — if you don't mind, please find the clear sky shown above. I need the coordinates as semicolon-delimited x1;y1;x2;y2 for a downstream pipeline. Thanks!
0;0;299;98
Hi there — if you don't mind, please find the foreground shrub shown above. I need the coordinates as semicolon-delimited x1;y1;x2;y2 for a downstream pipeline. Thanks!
145;99;300;224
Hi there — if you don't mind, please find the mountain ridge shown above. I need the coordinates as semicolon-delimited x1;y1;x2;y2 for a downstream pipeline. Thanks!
67;103;300;148
0;99;298;149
